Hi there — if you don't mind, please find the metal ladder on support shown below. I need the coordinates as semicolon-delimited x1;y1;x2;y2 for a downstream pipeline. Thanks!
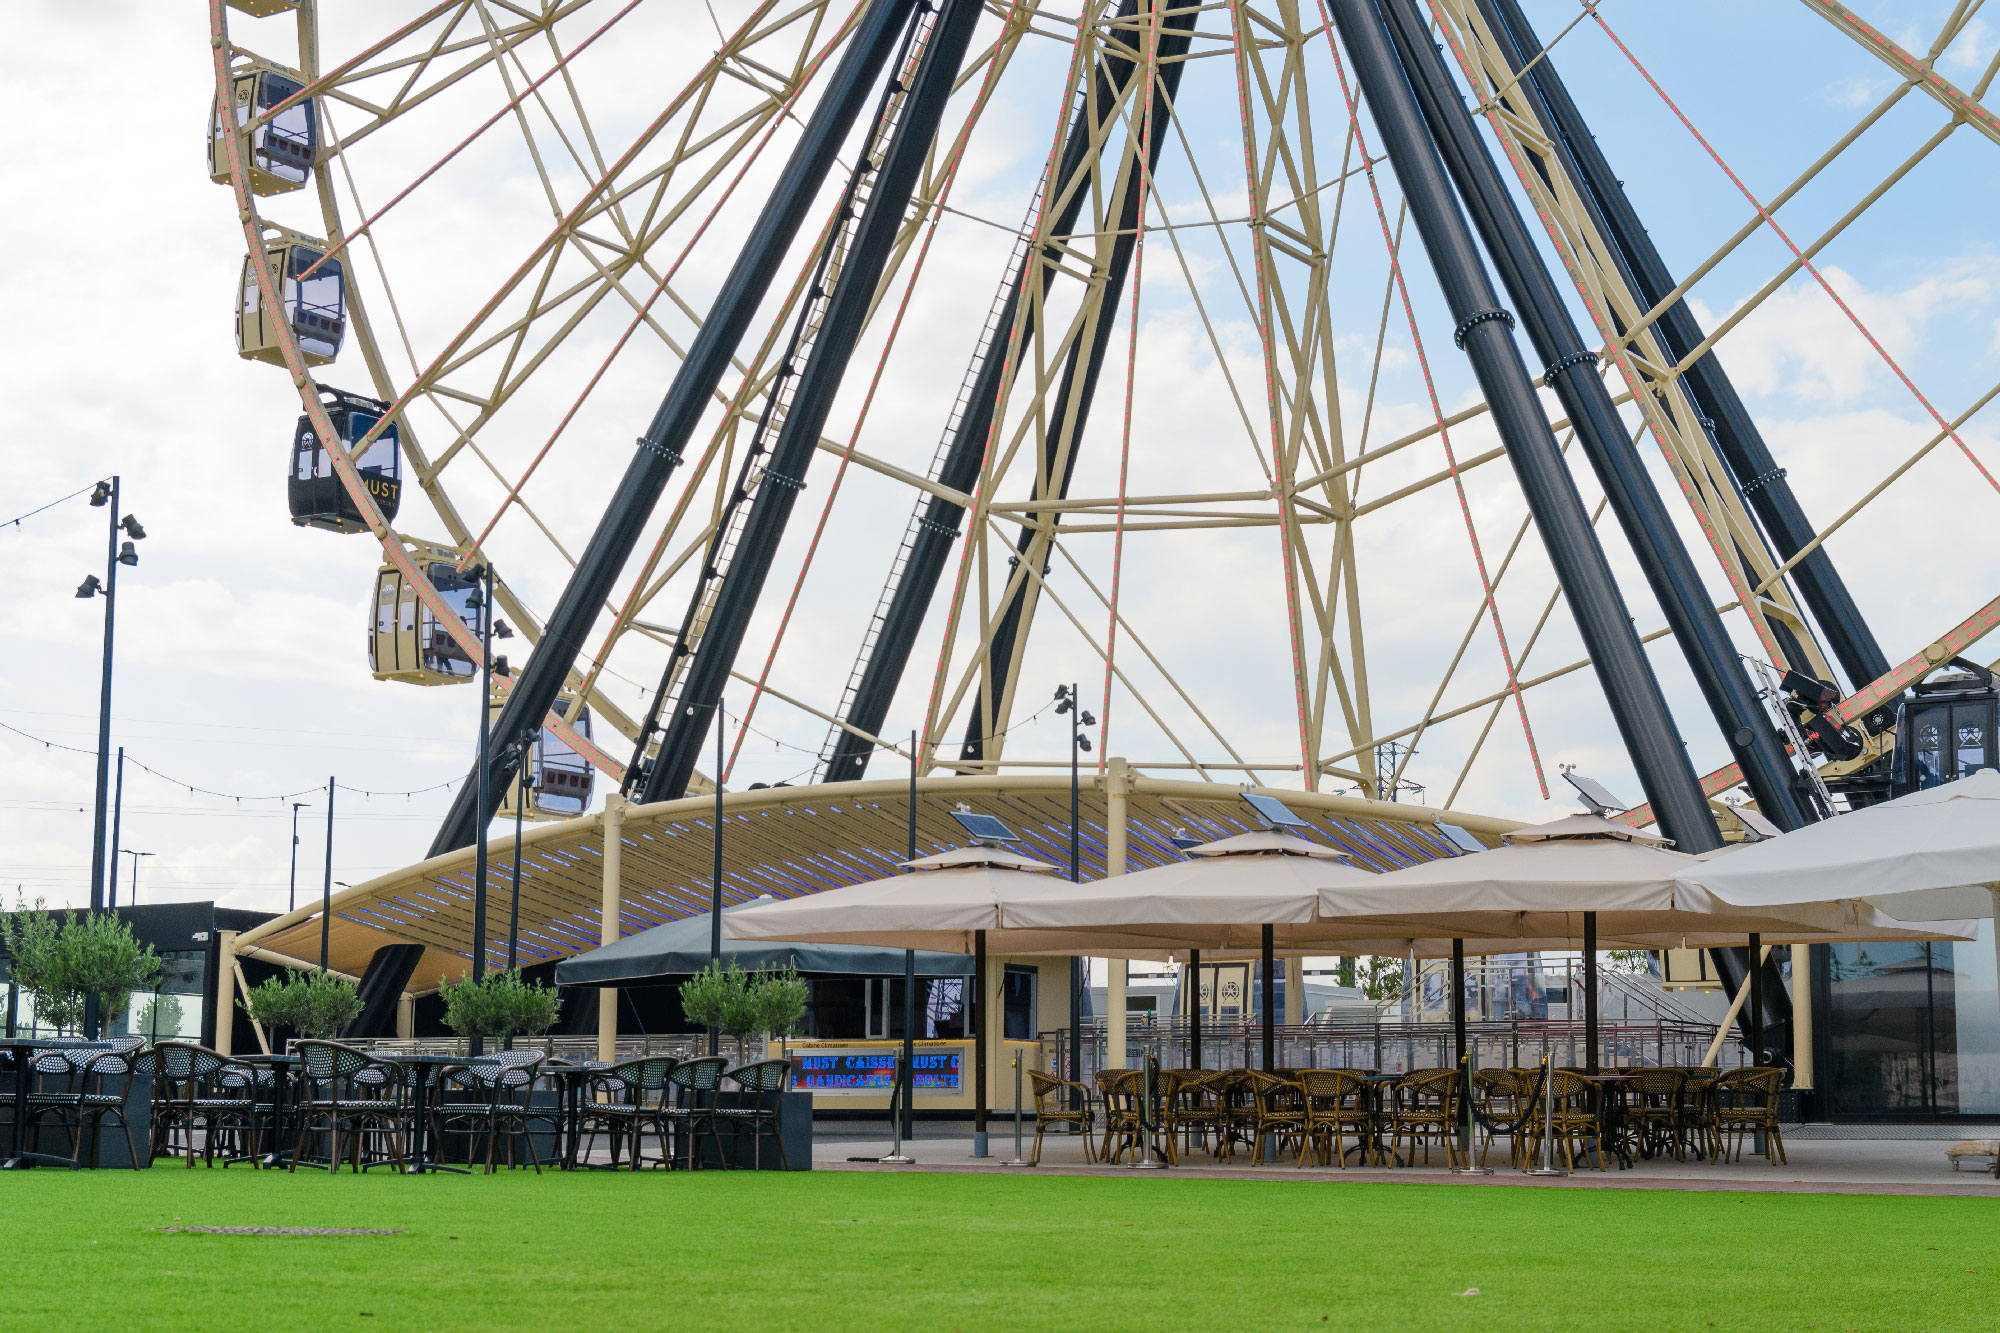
629;5;941;780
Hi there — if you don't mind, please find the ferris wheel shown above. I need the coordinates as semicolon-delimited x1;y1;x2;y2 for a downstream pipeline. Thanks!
206;0;2000;858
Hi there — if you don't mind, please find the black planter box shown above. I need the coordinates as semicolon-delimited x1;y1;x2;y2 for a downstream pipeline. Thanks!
0;1069;153;1169
689;1090;813;1171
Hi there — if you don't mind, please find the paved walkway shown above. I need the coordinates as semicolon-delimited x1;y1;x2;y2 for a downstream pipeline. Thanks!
811;1121;2000;1197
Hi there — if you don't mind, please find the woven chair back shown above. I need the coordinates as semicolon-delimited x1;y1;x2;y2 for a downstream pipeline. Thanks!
670;1055;729;1093
611;1056;676;1093
729;1059;792;1094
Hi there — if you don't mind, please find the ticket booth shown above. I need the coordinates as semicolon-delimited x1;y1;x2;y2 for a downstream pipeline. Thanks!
778;954;1068;1115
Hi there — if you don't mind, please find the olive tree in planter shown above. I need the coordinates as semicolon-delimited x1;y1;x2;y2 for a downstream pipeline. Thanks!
1;900;160;1036
679;961;763;1061
439;970;562;1048
756;967;809;1060
242;971;362;1047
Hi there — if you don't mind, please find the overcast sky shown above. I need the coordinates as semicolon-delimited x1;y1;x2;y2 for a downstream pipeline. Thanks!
4;1;1996;919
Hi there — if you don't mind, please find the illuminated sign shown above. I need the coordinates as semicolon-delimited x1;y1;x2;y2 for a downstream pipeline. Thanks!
793;1047;963;1094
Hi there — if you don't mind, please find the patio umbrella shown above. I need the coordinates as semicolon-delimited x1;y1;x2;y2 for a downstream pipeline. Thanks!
998;828;1383;1071
722;846;1188;1153
1675;769;2000;1031
1295;813;1962;1072
1675;770;2000;922
552;897;975;986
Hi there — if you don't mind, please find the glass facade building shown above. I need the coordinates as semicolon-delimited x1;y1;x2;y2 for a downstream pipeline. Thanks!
1814;925;2000;1118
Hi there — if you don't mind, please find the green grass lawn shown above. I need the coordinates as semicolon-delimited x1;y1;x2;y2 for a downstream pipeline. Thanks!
3;1168;1992;1331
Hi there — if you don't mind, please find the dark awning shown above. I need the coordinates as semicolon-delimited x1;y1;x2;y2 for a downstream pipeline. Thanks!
554;898;975;987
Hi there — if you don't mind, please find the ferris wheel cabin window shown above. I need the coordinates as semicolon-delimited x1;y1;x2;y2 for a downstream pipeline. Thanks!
369;546;486;685
529;701;596;818
208;61;317;197
236;233;345;367
290;386;401;533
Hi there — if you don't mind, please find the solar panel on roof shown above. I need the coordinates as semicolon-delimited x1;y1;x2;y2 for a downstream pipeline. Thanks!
1436;822;1487;854
1241;791;1310;829
1561;769;1628;814
1729;804;1782;841
948;810;1021;844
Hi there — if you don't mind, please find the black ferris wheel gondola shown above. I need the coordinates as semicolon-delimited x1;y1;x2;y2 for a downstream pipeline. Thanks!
290;385;400;533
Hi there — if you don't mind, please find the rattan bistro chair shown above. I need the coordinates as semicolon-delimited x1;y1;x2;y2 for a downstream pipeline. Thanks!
1385;1069;1464;1169
665;1055;729;1169
1241;1072;1307;1166
1519;1071;1603;1173
1297;1070;1370;1168
1165;1070;1227;1160
1028;1069;1095;1165
1470;1069;1529;1168
290;1041;409;1174
1096;1069;1144;1164
1627;1069;1688;1162
715;1059;793;1170
1676;1069;1722;1161
1714;1067;1788;1165
579;1056;676;1170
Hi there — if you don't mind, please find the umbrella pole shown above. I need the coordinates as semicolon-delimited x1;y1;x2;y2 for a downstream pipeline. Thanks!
1261;925;1276;1073
1584;912;1598;1075
1451;938;1467;1066
972;929;988;1158
1188;949;1202;1070
903;731;918;1146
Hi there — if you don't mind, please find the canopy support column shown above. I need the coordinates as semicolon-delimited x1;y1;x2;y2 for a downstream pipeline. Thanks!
1284;956;1304;1028
1104;759;1131;1073
598;795;626;1065
1791;944;1813;1091
214;930;237;1058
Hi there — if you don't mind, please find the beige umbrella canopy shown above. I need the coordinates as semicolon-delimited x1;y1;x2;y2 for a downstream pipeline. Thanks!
723;846;1194;958
1000;829;1387;949
1297;813;1943;945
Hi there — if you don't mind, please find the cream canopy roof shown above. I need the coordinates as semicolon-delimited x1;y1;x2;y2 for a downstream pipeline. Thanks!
232;773;1512;984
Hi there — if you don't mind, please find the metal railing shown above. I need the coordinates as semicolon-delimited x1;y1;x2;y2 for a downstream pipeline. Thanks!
1041;1016;1746;1085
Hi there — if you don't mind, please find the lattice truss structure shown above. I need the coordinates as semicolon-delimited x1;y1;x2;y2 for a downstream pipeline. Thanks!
211;0;2000;820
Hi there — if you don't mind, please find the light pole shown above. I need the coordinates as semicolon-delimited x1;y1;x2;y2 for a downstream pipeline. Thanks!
107;747;126;910
1053;684;1093;1106
76;476;144;1038
288;802;306;912
464;561;512;1059
506;722;531;971
120;850;154;907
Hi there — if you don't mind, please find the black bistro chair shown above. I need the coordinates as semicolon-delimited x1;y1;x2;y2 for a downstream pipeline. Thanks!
431;1055;547;1173
578;1056;677;1170
26;1046;143;1169
664;1056;729;1169
715;1059;792;1171
290;1041;409;1174
144;1041;244;1167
